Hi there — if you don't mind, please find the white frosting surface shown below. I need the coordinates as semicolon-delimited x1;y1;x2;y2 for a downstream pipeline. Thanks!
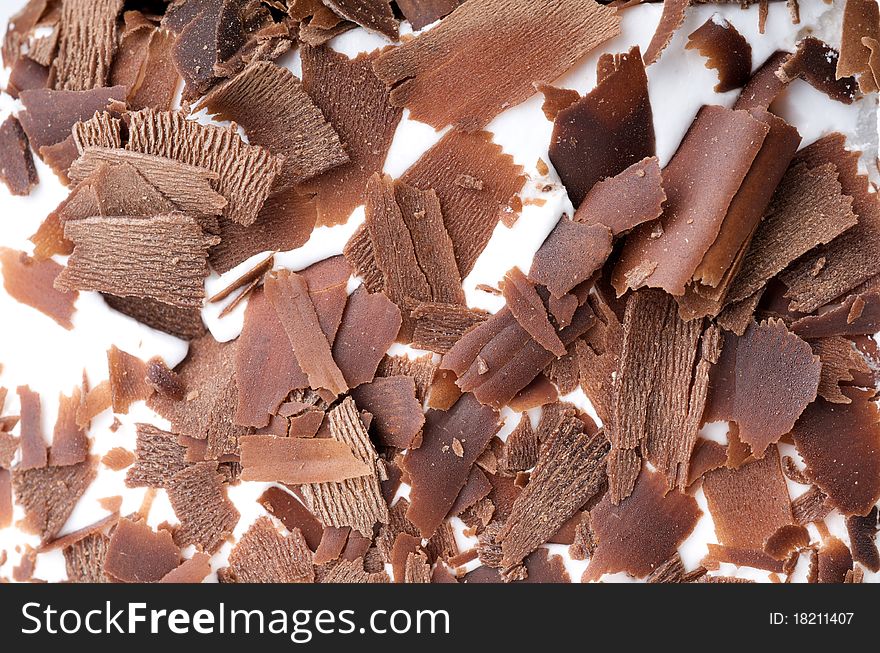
0;0;876;583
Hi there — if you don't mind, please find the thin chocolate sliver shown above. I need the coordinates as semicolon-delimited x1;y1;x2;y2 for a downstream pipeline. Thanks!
49;388;89;467
502;267;566;357
529;218;613;299
0;115;38;195
167;462;240;554
838;0;880;92
258;486;324;552
643;0;688;65
846;507;880;572
17;386;46;470
351;376;425;450
410;302;488;354
548;46;654;208
686;16;752;92
159;553;212;584
373;0;621;132
323;0;398;39
0;248;77;329
240;435;371;484
778;37;857;104
125;423;190;489
396;0;462;30
734;51;791;111
53;0;123;91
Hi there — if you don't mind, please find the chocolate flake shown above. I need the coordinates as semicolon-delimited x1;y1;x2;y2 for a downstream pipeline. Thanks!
846;507;880;572
16;385;46;470
258;486;324;551
686;16;752;92
14;456;97;542
299;45;402;227
126;423;191;488
0;115;38;195
585;467;701;581
126;109;282;227
57;214;218;308
200;60;347;186
838;0;880;92
53;0;123;91
529;218;613;299
159;553;212;584
104;517;180;582
643;0;688;65
734;51;791;111
778;37;857;104
411;302;488;354
791;387;880;516
816;536;854;583
101;448;134;471
399;129;525;277
548;46;654;208
811;336;872;404
351;376;424;449
502;267;566;357
167;462;240;553
372;0;621;132
107;346;153;414
146;358;186;402
763;524;810;560
499;417;608;567
240;435;371;483
64;533;109;583
792;485;832;526
0;248;77;329
300;397;389;536
396;0;462;30
322;0;398;39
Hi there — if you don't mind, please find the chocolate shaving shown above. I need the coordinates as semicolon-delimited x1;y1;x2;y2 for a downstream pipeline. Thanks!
816;536;854;583
200;60;347;186
64;533;109;583
734;51;791;111
643;0;687;65
548;46;654;208
147;336;247;458
838;0;880;92
686;438;728;488
376;355;437;402
373;0;620;131
101;448;134;471
226;517;315;583
322;0;398;39
126;423;191;488
410;302;488;354
104;294;205;341
791;387;880;517
104;517;180;582
585;467;701;581
300;397;389;536
0;248;77;329
159;553;212;584
399;129;525;277
499;417;608;567
793;289;880;339
703;446;794;550
258;486;324;551
792;485;832;526
528;218;613;299
764;524;810;560
240;435;370;483
572;156;665;236
500;416;539;475
14;456;97;542
17;386;46;470
110;15;179;111
107;346;153;414
403;393;499;537
332;286;402;388
396;0;462;30
686;16;752;92
811;336;872;404
0;468;11;529
146;358;186;401
53;0;123;91
780;135;880;313
351;376;424;449
318;557;389;583
778;37;857;104
0;115;38;195
126;109;282;227
167;462;240;553
502;267;566;356
299;45;402;227
846;507;879;572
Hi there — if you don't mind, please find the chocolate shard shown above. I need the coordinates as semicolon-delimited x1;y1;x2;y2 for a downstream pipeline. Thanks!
705;320;819;457
64;533;110;583
225;516;314;583
778;37;857;104
585;467;701;581
240;435;371;484
734;51;791;111
791;387;880;517
234;288;307;428
103;294;205;341
780;135;880;313
104;518;180;582
125;423;191;489
643;0;688;65
410;302;489;354
811;336;872;405
101;448;134;471
159;553;212;584
763;524;810;561
258;486;324;552
703;446;794;550
13;456;97;542
499;417;608;567
572;156;665;236
265;269;348;396
147;335;247;459
792;485;832;526
53;0;124;91
792;289;880;339
846;507;880;572
838;0;880;92
107;346;153;415
17;386;46;470
608;290;714;499
110;14;180;111
299;45;403;227
146;358;186;402
322;0;398;39
0;115;38;195
167;462;240;553
56;213;217;309
686;16;752;92
372;0;620;132
332;286;402;389
199;60;347;186
18;86;126;156
317;557;389;583
399;129;525;277
126;108;282;227
0;248;77;330
528;218;613;299
49;388;89;467
502;267;566;357
548;46;654;208
350;376;425;449
69;148;227;218
396;0;462;30
816;537;854;583
442;302;596;409
376;355;437;403
7;55;50;98
726;163;857;306
300;397;389;536
403;393;500;537
209;186;317;273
